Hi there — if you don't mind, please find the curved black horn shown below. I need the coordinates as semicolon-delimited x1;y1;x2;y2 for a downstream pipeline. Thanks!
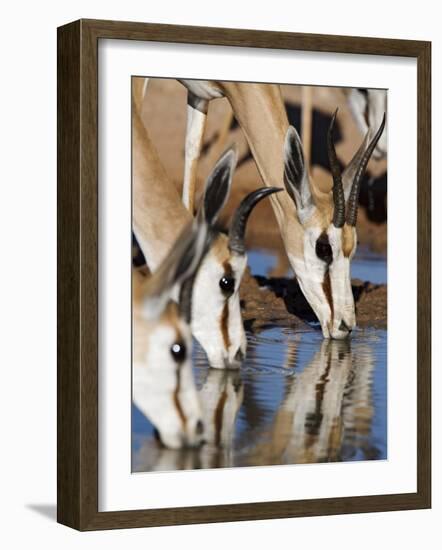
228;187;282;255
327;109;345;228
346;113;386;226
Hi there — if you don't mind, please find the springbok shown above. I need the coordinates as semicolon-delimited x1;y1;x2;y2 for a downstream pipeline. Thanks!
288;86;387;165
179;82;387;208
346;88;387;160
176;80;385;338
133;219;210;449
133;81;281;367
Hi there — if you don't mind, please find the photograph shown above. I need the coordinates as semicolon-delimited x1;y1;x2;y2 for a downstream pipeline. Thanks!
53;10;432;533
131;77;388;472
0;0;435;540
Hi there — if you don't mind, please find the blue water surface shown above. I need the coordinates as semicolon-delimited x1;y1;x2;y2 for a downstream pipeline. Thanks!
132;250;387;471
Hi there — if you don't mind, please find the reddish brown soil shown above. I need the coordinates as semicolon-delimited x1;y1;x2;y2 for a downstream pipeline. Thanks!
239;268;387;331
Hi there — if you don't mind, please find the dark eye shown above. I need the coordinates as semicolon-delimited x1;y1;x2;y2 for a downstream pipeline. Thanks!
219;276;235;296
170;342;186;363
315;234;333;265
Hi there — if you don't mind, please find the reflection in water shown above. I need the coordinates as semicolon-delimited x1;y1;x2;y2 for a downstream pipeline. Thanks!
132;327;387;472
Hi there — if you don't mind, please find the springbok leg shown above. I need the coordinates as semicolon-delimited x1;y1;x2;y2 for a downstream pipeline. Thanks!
205;107;234;170
182;92;209;214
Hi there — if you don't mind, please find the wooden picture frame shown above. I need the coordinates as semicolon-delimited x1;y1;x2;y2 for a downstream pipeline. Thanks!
57;18;431;530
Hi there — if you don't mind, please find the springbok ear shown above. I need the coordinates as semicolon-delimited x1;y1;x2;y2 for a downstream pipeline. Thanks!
202;147;237;226
142;220;210;320
283;126;314;223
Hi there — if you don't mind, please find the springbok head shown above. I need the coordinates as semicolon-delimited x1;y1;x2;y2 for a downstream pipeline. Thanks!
283;109;385;339
347;88;387;160
191;148;282;369
132;219;210;449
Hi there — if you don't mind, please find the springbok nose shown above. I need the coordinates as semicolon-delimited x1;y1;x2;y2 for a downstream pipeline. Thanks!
339;319;352;333
196;419;204;435
234;348;245;362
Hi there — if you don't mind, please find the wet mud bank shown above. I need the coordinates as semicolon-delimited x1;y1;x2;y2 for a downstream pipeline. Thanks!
239;268;387;331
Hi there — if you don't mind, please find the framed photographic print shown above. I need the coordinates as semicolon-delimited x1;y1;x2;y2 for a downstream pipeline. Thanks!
57;19;431;530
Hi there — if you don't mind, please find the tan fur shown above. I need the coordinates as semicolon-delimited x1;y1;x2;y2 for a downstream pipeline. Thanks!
182;80;340;231
212;82;337;259
132;269;182;363
133;269;181;329
181;81;376;271
186;158;199;214
304;205;333;232
210;233;231;264
132;99;190;270
205;109;234;170
134;80;251;367
180;80;347;263
341;224;356;258
132;78;146;113
133;82;239;271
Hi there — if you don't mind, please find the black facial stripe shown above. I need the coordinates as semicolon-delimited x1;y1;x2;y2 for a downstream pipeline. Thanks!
322;270;334;322
315;232;333;265
173;366;187;429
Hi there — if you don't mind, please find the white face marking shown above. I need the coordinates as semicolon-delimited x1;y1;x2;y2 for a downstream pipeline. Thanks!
327;226;357;337
191;244;247;370
288;224;357;340
133;319;203;449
